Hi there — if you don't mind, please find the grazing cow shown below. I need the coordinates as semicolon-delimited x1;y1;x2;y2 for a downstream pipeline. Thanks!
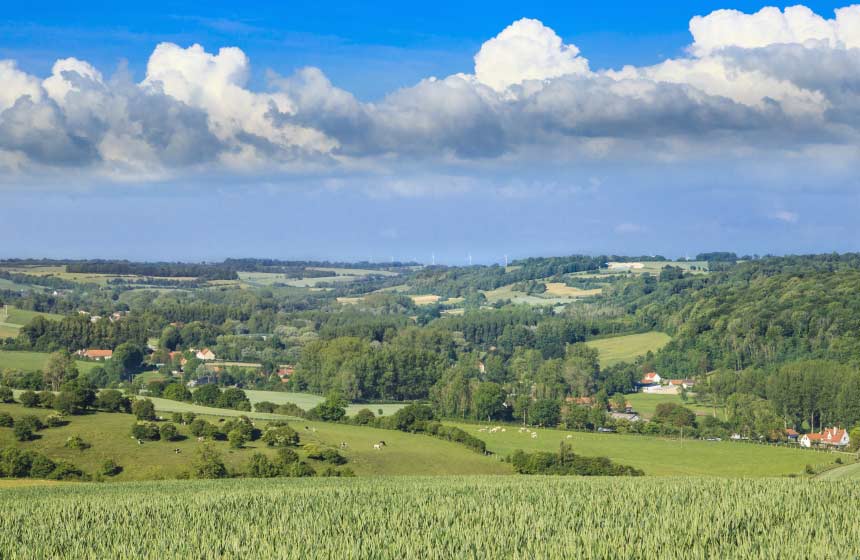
340;442;348;449
531;433;537;439
174;448;181;454
566;435;573;439
197;436;205;442
137;439;144;445
373;441;387;450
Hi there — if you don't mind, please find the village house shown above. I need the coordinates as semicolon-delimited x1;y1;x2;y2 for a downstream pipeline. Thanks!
786;429;799;442
77;349;113;360
610;412;642;423
640;372;662;386
799;427;850;448
276;366;295;383
196;348;216;361
682;379;696;390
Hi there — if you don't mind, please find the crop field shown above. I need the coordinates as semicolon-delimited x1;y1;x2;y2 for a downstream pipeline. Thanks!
543;282;602;298
0;403;505;479
448;422;837;477
0;350;101;374
585;331;672;367
603;261;710;275
0;265;170;286
1;477;859;559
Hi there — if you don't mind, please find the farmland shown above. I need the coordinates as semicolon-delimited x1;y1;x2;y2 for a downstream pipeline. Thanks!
483;280;601;306
242;389;407;416
0;403;507;479
1;477;859;559
0;306;63;339
585;331;672;367
0;350;101;374
448;422;837;477
625;393;722;419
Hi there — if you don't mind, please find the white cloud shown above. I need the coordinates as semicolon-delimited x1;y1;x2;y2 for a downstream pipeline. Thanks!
474;18;589;91
2;5;860;192
772;210;799;223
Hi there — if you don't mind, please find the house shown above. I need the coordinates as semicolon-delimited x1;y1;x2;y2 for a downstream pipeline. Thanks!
565;396;594;406
668;379;685;387
642;384;679;395
639;372;662;386
77;349;113;360
786;429;799;441
186;375;216;388
196;348;216;361
800;427;850;448
682;379;697;390
277;366;295;383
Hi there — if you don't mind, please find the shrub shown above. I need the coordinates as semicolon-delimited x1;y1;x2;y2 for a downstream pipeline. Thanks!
18;390;39;408
0;386;13;403
162;383;191;402
191;445;228;479
254;401;277;413
228;429;248;449
64;436;90;451
287;461;316;477
131;423;160;441
262;426;300;447
275;403;306;417
182;412;197;424
0;412;13;427
38;391;55;409
246;453;278;478
44;414;66;428
352;408;375;425
50;461;85;480
159;423;180;442
132;399;156;421
13;416;42;441
29;454;56;478
100;459;121;477
96;390;131;413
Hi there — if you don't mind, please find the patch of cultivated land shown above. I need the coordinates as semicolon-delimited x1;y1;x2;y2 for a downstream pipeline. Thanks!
243;389;406;416
543;282;602;297
0;306;64;338
3;477;860;558
585;331;672;367
483;280;601;306
0;350;101;374
625;393;723;419
409;294;440;305
448;422;837;477
0;403;507;480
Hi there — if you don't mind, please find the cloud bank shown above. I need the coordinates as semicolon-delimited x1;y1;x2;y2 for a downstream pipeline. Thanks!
3;5;860;189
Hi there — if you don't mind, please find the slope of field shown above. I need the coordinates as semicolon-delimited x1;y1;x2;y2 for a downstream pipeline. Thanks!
243;389;406;416
0;350;101;374
0;306;64;339
625;393;722;419
0;403;508;479
585;331;672;367
816;462;860;479
448;422;836;477
2;477;859;559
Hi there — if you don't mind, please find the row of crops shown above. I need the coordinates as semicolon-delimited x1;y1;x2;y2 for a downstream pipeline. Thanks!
1;476;856;558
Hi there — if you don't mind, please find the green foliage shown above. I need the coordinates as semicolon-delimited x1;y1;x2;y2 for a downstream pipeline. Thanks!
0;412;12;427
131;423;160;441
262;425;299;447
100;459;121;477
159;423;180;442
96;390;131;413
17;390;38;408
308;393;347;422
0;387;12;403
508;442;643;476
64;435;90;451
131;399;156;421
191;445;228;479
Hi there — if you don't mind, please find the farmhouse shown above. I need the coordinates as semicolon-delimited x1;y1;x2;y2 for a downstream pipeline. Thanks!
799;427;850;448
277;366;294;383
786;429;799;442
610;412;642;422
77;349;113;360
639;372;662;386
196;348;216;361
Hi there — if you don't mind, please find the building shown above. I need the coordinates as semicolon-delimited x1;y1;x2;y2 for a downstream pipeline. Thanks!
196;348;216;361
277;366;295;384
786;429;799;442
610;412;642;422
77;349;113;360
565;396;594;406
639;372;662;386
682;379;697;390
799;427;850;448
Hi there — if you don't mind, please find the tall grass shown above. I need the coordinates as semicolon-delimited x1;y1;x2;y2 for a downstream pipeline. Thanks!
0;476;856;558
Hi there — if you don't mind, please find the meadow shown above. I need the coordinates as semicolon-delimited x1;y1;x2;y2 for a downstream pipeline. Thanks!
0;306;64;339
243;389;407;416
625;393;722;419
1;476;859;559
0;403;504;479
448;422;838;477
0;350;101;374
585;331;672;367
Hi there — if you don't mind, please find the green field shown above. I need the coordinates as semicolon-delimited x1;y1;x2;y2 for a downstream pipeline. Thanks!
625;393;723;419
0;306;64;339
816;462;860;479
2;477;859;559
0;350;100;374
243;389;407;416
448;422;837;477
585;331;672;367
0;403;507;480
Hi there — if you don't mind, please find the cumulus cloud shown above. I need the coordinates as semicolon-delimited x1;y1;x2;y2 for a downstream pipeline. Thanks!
3;4;860;189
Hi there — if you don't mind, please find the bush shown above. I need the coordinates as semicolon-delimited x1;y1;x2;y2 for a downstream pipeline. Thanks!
0;386;13;403
159;423;180;442
246;453;279;477
228;429;248;449
262;426;300;447
44;414;66;428
162;383;191;402
50;461;85;480
171;412;183;424
254;401;277;413
131;423;160;441
191;445;228;479
320;449;347;465
13;416;42;441
18;390;38;408
287;461;316;477
0;412;13;427
131;399;156;421
64;435;90;451
29;454;56;478
182;412;197;424
38;391;55;409
508;443;643;477
96;390;131;413
352;408;376;425
275;403;306;417
100;459;121;477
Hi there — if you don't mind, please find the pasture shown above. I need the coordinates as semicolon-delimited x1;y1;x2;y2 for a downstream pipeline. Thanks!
448;422;837;477
625;393;723;419
0;403;506;479
585;331;672;367
0;350;101;374
0;306;64;339
2;477;860;558
243;389;407;416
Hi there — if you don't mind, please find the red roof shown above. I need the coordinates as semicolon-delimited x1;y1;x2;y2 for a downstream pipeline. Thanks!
669;379;684;386
83;349;112;358
641;372;660;384
786;429;799;437
821;427;847;444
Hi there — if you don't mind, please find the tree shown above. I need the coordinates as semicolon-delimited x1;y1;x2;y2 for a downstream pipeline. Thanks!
44;350;78;391
0;386;13;403
262;426;300;447
162;383;191;402
191;445;228;479
530;399;561;427
97;389;131;413
14;416;41;441
18;390;38;408
308;392;347;422
159;423;180;441
132;399;156;421
111;342;145;379
193;384;221;407
609;393;628;412
228;428;248;449
217;388;250;411
472;382;506;421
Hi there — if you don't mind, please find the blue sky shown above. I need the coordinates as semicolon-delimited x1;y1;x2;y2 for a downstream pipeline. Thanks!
1;1;859;262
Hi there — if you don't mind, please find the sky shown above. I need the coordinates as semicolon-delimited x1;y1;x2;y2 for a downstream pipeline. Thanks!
2;1;860;263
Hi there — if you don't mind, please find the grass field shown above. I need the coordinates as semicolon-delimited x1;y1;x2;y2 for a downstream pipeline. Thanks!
0;403;507;479
625;393;723;419
243;389;407;416
816;461;860;479
0;350;101;374
2;477;860;558
0;306;64;339
585;331;672;367
448;422;837;477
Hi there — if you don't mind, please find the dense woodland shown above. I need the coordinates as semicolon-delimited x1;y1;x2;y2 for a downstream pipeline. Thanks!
4;253;860;440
